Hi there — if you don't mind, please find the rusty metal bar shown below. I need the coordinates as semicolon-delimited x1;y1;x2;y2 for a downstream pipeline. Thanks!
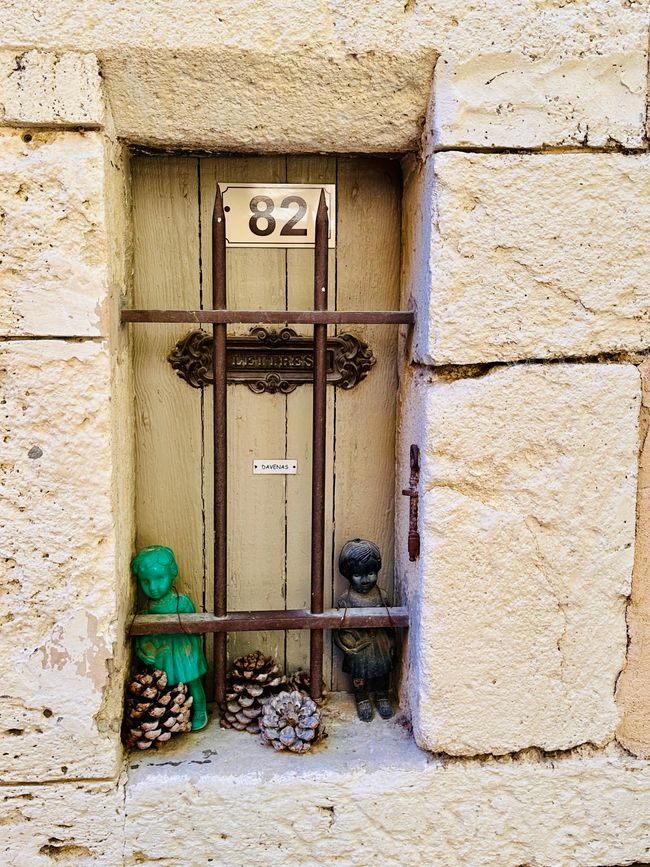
122;309;414;325
309;190;328;700
212;185;228;704
402;444;421;562
129;607;409;635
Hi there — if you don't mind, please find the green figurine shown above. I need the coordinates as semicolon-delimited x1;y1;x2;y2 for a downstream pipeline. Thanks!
132;545;208;730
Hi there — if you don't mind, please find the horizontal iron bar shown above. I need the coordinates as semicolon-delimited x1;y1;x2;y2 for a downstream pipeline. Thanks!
128;606;409;635
121;309;414;326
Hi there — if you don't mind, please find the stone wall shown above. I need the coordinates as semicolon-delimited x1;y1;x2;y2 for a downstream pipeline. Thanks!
0;54;133;861
1;2;650;864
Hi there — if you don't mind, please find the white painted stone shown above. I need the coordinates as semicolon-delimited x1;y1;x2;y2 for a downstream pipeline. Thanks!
124;699;650;867
0;51;103;127
430;0;647;149
405;364;638;755
414;152;650;365
0;129;108;337
0;778;124;866
0;340;122;781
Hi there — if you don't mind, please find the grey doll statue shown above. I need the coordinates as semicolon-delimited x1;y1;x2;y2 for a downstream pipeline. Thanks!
334;538;396;722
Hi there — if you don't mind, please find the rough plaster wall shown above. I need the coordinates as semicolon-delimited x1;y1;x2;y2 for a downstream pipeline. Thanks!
0;1;646;150
416;152;650;365
0;65;132;787
0;50;104;128
0;777;125;866
405;364;639;755
0;129;108;336
124;719;650;867
0;340;122;782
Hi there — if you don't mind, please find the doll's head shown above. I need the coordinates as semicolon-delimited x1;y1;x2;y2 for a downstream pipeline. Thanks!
338;538;382;594
132;545;178;600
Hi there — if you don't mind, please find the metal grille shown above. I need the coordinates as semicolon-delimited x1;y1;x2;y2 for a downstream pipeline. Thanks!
125;187;411;703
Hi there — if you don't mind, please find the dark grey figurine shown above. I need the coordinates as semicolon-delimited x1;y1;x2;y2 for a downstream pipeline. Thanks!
334;538;396;722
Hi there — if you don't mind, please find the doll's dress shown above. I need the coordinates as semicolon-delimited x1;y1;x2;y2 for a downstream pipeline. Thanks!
134;592;208;685
334;585;395;680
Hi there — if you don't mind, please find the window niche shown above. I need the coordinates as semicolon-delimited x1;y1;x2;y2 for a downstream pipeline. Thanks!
129;153;404;698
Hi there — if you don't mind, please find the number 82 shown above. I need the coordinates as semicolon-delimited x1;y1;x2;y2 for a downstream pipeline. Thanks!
248;195;308;238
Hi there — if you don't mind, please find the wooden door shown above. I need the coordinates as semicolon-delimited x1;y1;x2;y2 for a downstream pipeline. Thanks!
131;154;401;690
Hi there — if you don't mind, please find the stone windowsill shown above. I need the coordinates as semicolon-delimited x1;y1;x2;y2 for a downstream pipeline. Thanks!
127;692;428;784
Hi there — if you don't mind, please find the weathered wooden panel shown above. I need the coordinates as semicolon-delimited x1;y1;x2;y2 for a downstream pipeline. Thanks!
331;158;401;689
131;157;204;608
132;154;401;690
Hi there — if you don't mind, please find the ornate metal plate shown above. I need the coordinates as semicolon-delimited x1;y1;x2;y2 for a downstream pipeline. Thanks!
168;327;376;394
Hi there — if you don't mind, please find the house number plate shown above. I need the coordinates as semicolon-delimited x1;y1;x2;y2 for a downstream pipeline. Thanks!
253;460;298;475
219;183;336;248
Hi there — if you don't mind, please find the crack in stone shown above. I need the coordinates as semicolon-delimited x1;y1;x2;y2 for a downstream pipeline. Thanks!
412;350;650;383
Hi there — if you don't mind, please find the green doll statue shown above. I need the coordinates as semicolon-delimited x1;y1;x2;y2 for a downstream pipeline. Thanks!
132;545;208;730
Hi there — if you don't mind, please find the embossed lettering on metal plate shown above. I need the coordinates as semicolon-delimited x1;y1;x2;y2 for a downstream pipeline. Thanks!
253;460;298;475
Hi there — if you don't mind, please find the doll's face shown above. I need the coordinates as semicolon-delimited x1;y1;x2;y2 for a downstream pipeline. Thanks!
349;571;377;594
138;562;175;600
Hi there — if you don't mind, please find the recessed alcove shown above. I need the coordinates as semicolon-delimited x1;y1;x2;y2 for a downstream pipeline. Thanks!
129;152;405;695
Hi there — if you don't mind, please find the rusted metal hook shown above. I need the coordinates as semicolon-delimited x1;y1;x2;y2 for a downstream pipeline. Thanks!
402;444;420;562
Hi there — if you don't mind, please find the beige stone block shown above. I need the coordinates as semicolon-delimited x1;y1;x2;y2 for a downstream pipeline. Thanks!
416;153;650;364
124;706;650;866
431;1;647;149
0;340;122;781
406;364;638;755
0;129;108;336
0;51;103;127
101;47;435;153
617;357;650;757
0;778;124;866
0;1;644;150
0;1;438;151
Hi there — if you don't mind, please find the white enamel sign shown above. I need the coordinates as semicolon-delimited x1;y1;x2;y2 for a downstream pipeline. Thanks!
220;183;336;248
253;459;298;475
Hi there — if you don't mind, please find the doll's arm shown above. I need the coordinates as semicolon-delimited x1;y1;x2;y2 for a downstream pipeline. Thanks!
334;596;372;653
135;635;170;665
333;628;372;654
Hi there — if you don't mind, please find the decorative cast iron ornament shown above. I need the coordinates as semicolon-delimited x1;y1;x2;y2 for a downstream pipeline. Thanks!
168;327;376;394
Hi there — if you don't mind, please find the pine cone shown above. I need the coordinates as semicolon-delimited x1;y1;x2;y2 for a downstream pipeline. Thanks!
220;651;286;734
123;669;193;750
259;690;324;753
286;669;328;705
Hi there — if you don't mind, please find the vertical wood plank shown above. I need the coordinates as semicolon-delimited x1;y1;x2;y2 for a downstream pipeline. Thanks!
331;157;402;690
285;157;337;683
131;157;204;608
200;156;288;668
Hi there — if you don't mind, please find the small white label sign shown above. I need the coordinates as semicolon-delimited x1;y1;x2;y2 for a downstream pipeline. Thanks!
220;183;336;249
253;459;298;475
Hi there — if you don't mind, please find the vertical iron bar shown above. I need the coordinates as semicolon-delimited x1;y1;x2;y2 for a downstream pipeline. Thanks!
213;185;228;704
310;190;328;700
